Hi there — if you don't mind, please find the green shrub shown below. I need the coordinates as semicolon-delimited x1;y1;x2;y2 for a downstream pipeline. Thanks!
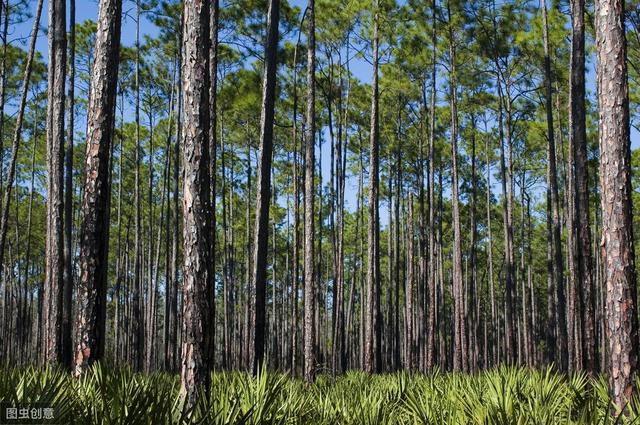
0;364;638;424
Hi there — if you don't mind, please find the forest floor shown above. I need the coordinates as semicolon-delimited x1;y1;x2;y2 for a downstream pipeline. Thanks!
0;364;635;424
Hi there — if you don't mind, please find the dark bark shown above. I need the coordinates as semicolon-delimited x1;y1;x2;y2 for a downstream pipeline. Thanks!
290;11;306;374
426;0;437;370
485;130;497;367
448;1;466;373
208;0;219;368
469;115;478;371
0;0;9;193
74;0;122;376
595;0;638;410
180;0;212;405
252;0;280;375
133;0;144;372
568;0;596;373
0;0;44;350
167;17;183;373
364;0;381;375
405;194;415;371
62;0;76;370
303;0;316;384
43;0;66;365
541;0;567;372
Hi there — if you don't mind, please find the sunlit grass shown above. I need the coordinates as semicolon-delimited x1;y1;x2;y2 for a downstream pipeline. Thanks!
0;364;637;424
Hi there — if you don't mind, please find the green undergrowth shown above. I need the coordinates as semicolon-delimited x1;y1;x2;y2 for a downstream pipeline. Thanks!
0;363;638;424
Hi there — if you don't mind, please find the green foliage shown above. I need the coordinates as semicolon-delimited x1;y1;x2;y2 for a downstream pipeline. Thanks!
1;365;639;424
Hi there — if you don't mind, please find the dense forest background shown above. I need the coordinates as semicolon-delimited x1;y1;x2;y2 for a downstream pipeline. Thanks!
0;0;640;413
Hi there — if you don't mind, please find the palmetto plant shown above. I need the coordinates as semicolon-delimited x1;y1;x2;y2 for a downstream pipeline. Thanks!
1;364;639;424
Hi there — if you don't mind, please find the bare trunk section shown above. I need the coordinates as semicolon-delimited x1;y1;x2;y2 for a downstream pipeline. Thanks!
74;0;122;376
43;0;67;365
405;194;415;371
364;0;381;375
303;0;316;384
426;0;437;370
595;0;638;410
252;0;280;374
541;0;567;372
208;0;219;368
180;0;212;406
133;0;144;372
62;0;76;370
569;0;596;373
447;1;466;373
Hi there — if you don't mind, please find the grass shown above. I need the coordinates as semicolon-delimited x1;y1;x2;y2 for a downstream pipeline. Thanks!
0;364;638;424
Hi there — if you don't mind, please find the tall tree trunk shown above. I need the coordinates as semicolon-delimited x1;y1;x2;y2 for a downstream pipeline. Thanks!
22;106;38;365
133;0;144;372
303;0;316;384
180;0;212;405
164;55;180;372
569;0;596;373
391;151;400;370
364;0;381;375
595;0;638;410
426;0;437;370
244;144;252;370
0;0;9;193
144;104;155;372
485;131;497;367
290;13;305;374
541;0;567;372
73;0;122;376
114;91;124;363
208;0;219;368
469;114;478;371
525;192;535;366
448;1;466;373
43;0;67;365
62;0;76;370
0;0;44;352
405;194;415;371
252;0;279;375
167;18;183;372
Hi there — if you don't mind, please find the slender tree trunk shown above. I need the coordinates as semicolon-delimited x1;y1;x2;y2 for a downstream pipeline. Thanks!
0;0;44;351
0;0;9;193
252;0;279;375
526;192;535;366
73;0;122;376
542;0;567;372
164;56;180;371
167;19;183;372
43;0;67;365
144;106;155;372
21;107;38;365
426;0;437;370
133;0;144;372
569;0;596;373
303;0;316;384
394;146;402;371
495;73;514;366
469;115;478;371
180;0;212;405
405;194;415;371
595;0;638;410
447;1;466;373
485;131;497;367
290;13;306;374
62;0;76;370
364;0;381;375
208;0;219;368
